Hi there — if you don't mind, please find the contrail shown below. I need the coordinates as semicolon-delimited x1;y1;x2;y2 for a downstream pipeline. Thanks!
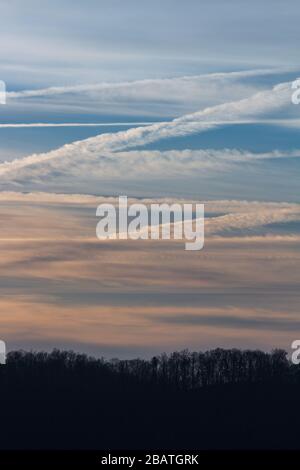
0;122;155;128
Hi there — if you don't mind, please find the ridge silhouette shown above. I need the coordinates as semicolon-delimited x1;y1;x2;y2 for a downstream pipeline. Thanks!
0;348;299;449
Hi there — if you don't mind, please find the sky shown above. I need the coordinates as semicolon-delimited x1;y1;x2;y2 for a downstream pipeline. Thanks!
0;1;299;357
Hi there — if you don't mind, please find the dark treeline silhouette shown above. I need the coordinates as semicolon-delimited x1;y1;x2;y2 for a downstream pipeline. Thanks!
0;348;300;449
109;348;295;389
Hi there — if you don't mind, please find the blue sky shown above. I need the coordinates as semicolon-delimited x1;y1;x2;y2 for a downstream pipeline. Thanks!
1;0;300;161
1;0;300;87
0;1;300;356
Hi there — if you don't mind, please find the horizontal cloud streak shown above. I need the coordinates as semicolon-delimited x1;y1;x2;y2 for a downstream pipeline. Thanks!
7;69;281;99
2;119;299;129
5;68;295;119
0;192;298;238
2;147;300;181
0;81;294;187
148;310;300;332
0;122;154;128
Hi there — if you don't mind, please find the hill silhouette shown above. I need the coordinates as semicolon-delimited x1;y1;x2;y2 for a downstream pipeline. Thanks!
0;348;299;449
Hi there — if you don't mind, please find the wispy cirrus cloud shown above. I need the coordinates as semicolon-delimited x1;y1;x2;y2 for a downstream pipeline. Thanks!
0;81;294;186
0;122;153;128
6;68;283;100
5;68;295;119
0;196;299;355
2;147;299;183
0;191;299;239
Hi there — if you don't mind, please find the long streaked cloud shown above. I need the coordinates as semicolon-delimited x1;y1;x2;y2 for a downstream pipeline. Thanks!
0;191;297;209
6;68;282;100
147;308;300;332
0;122;154;128
0;192;299;238
1;119;299;129
2;147;299;182
125;204;300;240
5;68;294;119
0;81;293;185
205;207;300;235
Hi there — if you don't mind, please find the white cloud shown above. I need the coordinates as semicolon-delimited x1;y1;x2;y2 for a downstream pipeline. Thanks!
0;122;153;128
0;191;296;209
1;146;299;183
205;207;300;235
5;68;292;118
0;191;298;237
7;68;281;99
0;80;294;186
